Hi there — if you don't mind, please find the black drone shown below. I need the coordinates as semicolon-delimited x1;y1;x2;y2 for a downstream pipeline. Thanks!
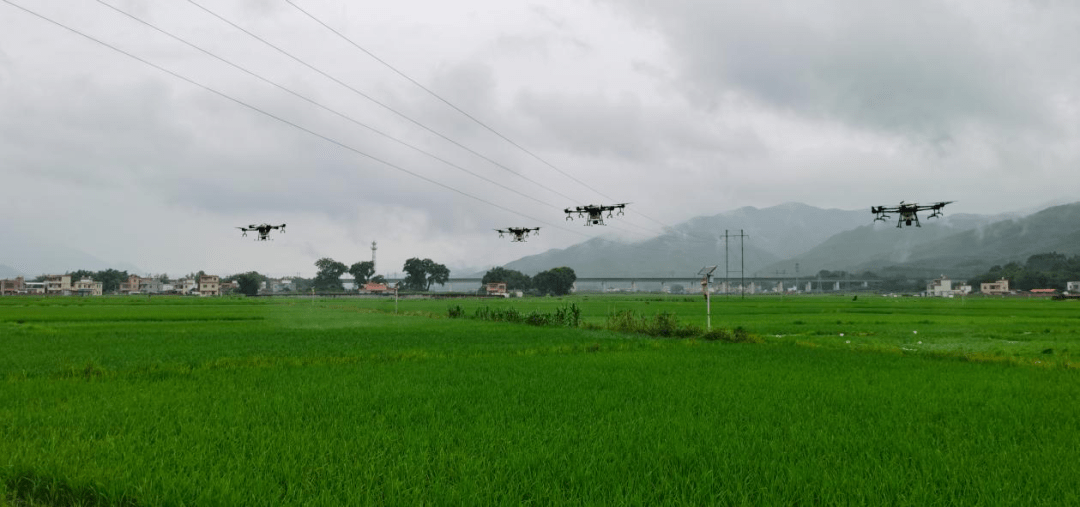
871;202;953;228
237;223;286;241
496;227;540;242
564;203;628;226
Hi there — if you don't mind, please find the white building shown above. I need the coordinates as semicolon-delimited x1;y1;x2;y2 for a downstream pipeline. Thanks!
72;278;103;296
927;276;970;297
270;278;295;293
1068;281;1080;293
176;278;198;294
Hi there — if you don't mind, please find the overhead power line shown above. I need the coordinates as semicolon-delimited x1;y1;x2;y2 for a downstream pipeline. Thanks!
92;0;560;211
184;0;584;205
0;0;585;237
94;0;669;241
282;0;682;233
6;0;673;252
284;0;617;204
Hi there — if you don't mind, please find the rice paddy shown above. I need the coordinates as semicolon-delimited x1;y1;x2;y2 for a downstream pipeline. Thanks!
2;294;1078;505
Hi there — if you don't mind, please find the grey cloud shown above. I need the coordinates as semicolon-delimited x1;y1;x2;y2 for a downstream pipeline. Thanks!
515;90;653;161
603;0;1077;139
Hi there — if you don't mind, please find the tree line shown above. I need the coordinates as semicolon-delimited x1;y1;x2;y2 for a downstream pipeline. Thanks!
481;266;577;296
968;252;1080;291
54;262;576;297
312;257;448;292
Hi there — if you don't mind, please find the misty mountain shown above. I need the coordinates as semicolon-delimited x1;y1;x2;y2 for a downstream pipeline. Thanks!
0;230;143;277
0;264;20;279
758;213;1004;277
498;201;1080;279
851;203;1080;277
502;203;869;277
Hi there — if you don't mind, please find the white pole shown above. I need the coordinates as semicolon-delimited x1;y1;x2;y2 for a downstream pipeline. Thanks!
702;277;711;330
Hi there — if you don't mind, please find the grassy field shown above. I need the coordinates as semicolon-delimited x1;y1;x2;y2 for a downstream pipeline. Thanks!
1;294;1078;505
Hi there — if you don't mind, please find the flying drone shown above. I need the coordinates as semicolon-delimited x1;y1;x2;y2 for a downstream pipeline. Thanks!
496;227;540;242
564;203;628;226
237;223;286;241
871;202;953;228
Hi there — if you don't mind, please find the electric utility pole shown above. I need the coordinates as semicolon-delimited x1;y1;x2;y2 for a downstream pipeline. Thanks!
724;230;750;299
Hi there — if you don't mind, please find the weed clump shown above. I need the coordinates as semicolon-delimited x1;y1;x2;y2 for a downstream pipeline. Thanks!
702;326;763;343
607;310;696;338
454;304;581;328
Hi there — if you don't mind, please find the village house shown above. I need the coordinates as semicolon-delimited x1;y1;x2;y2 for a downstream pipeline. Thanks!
44;274;72;295
485;282;508;296
269;278;295;293
926;276;971;297
981;279;1010;295
362;282;389;294
1028;288;1058;297
73;278;103;296
198;275;220;297
176;278;198;295
1068;281;1080;293
118;274;142;294
138;277;164;294
1;277;25;295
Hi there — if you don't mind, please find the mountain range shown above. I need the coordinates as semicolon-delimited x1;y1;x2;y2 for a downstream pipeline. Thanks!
0;229;143;278
501;202;1080;279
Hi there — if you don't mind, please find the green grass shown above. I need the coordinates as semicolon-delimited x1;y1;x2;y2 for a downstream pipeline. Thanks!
1;295;1078;505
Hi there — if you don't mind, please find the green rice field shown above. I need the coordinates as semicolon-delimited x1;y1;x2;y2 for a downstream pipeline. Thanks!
2;294;1078;505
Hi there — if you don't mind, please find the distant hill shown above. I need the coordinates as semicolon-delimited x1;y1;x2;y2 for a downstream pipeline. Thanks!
0;229;143;277
503;203;869;277
853;202;1080;277
759;213;1004;277
0;264;19;279
497;201;1080;279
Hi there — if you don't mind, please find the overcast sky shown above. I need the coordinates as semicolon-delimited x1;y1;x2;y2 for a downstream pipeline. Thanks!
2;0;1078;278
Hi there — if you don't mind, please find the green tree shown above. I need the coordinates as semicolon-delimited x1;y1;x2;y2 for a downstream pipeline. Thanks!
402;258;427;291
67;269;96;282
95;269;129;293
402;258;450;291
292;277;314;293
225;271;265;297
424;259;450;290
533;266;577;296
313;258;347;291
349;261;375;288
481;267;531;291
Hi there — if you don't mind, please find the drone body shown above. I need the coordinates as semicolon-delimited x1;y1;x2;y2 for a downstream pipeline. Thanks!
871;202;952;228
564;203;628;226
496;227;540;242
237;223;286;241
